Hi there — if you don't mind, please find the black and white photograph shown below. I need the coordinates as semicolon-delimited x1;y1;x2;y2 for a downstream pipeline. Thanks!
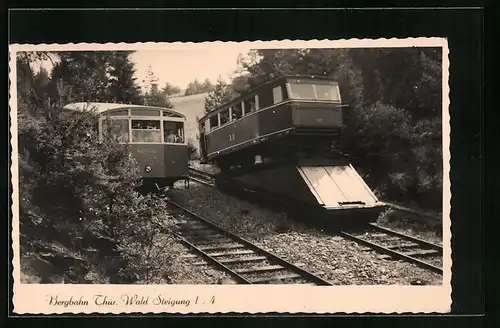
10;39;451;314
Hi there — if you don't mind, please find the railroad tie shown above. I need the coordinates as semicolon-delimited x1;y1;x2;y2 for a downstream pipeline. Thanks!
368;233;389;238
386;242;420;249
403;249;439;257
218;256;267;264
207;250;255;257
249;274;302;284
198;244;245;251
234;265;285;274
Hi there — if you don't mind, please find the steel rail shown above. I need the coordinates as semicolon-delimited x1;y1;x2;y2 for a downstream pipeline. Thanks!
166;199;333;286
368;223;443;253
188;168;217;186
188;167;216;179
188;176;216;187
339;231;443;275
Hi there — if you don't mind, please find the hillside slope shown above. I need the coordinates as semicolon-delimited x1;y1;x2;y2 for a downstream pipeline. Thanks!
169;92;208;151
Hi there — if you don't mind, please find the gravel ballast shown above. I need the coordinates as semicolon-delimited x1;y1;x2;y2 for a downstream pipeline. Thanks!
168;176;443;286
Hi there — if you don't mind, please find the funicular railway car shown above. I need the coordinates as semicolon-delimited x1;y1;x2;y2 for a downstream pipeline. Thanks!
63;102;189;190
197;75;385;222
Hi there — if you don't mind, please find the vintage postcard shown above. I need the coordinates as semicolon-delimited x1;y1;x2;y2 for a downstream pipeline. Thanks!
9;38;451;314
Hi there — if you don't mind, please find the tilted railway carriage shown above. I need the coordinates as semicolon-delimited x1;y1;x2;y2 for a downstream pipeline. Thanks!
198;75;345;169
198;75;385;222
63;102;189;189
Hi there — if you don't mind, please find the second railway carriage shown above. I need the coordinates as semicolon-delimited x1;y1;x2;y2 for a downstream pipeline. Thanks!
63;102;189;189
198;75;346;170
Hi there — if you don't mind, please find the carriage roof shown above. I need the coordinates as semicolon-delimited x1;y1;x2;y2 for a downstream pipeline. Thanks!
63;102;186;119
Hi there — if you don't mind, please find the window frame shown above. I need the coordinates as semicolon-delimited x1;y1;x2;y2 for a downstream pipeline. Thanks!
99;107;186;144
273;85;283;104
286;81;341;102
131;119;163;143
163;120;185;144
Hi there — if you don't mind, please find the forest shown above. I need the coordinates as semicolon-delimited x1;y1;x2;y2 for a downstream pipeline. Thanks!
14;47;443;284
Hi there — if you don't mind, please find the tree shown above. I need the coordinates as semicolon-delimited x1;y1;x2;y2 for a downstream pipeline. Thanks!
184;78;215;96
44;51;145;107
48;52;113;104
184;79;204;96
142;66;173;108
202;78;214;92
204;76;234;114
107;51;143;104
161;82;181;96
348;47;442;120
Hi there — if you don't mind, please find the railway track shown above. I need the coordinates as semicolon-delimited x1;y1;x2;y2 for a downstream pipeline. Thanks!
164;199;332;285
187;166;443;276
340;223;443;275
188;167;216;187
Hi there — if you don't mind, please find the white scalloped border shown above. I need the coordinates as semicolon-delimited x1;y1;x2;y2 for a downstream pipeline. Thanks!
9;38;451;315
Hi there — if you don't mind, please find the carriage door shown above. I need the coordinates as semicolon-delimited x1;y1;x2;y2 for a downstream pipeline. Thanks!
200;120;209;158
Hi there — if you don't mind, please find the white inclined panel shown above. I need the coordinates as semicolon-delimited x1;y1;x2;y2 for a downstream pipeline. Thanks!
298;165;377;208
323;166;377;206
297;166;347;207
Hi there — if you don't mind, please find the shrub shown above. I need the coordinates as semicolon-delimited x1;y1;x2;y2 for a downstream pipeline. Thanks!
345;103;442;211
18;104;184;283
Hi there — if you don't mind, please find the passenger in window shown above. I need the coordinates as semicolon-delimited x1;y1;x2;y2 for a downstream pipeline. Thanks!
166;130;177;143
175;130;183;143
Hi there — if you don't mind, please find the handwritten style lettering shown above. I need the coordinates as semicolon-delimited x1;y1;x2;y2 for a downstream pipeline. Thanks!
46;295;88;307
153;295;191;307
121;294;149;305
93;295;117;306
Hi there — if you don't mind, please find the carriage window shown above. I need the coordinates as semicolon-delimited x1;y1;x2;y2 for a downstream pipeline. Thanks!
232;103;243;120
131;120;161;143
220;109;229;125
258;89;274;108
209;115;218;130
204;120;210;134
164;121;184;143
163;111;182;117
314;84;341;101
108;109;129;116
288;83;316;100
243;98;256;114
273;86;283;104
131;109;160;116
102;118;129;143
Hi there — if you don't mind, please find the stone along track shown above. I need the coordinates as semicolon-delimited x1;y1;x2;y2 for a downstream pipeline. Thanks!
187;167;443;276
164;199;332;285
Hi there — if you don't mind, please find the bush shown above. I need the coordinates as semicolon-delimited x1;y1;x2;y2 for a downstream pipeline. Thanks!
344;103;442;211
18;104;185;283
